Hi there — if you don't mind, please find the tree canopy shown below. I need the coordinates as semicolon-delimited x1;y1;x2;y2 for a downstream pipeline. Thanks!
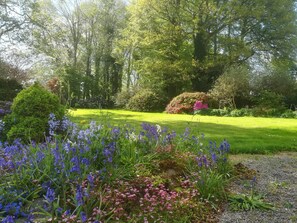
0;0;296;109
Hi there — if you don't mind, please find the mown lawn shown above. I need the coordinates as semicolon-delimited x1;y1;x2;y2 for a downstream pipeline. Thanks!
69;109;297;154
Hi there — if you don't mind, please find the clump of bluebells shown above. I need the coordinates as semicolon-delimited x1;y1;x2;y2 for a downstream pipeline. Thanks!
0;114;232;222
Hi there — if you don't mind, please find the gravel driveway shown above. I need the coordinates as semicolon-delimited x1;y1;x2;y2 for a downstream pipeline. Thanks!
220;152;297;223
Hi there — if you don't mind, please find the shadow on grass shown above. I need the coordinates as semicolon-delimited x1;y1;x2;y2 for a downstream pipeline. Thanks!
70;112;297;154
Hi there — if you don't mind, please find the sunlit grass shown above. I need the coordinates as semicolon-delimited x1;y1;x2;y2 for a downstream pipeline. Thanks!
69;109;297;154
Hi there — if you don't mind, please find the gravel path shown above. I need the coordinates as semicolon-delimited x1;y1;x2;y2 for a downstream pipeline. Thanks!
220;152;297;223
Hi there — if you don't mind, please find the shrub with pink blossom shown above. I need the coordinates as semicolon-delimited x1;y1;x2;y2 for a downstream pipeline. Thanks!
166;92;208;114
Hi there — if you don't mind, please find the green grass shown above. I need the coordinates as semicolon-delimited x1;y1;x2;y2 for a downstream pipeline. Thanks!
69;109;297;154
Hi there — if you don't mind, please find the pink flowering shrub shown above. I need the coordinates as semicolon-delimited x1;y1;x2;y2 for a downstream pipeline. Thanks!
193;100;209;115
166;92;208;114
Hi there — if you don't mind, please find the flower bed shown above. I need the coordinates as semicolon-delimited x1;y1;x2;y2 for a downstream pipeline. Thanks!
0;115;232;222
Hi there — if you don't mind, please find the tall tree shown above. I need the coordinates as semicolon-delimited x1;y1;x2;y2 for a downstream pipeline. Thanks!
124;0;297;95
122;0;193;99
31;0;126;107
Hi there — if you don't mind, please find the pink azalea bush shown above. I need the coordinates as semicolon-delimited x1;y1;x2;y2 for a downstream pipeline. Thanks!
166;92;208;114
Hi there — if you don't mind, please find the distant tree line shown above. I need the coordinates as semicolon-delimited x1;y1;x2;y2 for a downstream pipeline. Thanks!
0;0;297;110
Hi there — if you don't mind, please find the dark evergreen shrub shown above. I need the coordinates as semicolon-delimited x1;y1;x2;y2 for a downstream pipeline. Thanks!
166;92;208;114
2;83;65;142
0;78;22;101
126;89;166;112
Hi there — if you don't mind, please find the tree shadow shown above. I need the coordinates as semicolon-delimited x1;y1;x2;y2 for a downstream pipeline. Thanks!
69;111;297;154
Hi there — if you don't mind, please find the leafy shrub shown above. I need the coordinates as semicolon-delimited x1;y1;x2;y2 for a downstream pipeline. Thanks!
166;92;208;114
209;65;250;109
115;90;135;108
230;109;245;117
2;83;65;142
209;108;230;116
251;107;283;117
280;110;297;118
126;89;166;112
254;90;286;111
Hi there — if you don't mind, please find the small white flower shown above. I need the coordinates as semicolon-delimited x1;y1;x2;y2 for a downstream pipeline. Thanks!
129;132;137;141
156;124;162;134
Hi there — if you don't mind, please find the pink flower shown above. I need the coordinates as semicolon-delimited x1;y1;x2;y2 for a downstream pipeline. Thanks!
193;100;208;110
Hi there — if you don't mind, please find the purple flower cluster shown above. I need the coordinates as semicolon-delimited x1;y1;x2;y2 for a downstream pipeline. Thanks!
45;187;55;203
48;113;72;136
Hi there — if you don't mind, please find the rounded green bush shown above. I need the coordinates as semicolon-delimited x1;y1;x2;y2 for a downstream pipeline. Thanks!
166;92;208;114
3;83;65;142
126;89;166;112
115;90;135;108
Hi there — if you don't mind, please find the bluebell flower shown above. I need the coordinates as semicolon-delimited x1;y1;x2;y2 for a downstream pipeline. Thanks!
57;207;63;213
141;123;159;141
0;157;6;169
164;131;176;144
36;151;45;163
48;113;59;136
77;130;85;141
80;211;87;222
87;173;94;187
211;153;217;163
75;185;84;206
61;116;71;131
1;215;15;223
45;187;55;203
182;127;190;140
25;214;34;223
52;145;64;171
70;156;80;173
81;158;90;166
111;127;120;139
196;155;209;168
64;209;71;216
6;160;15;169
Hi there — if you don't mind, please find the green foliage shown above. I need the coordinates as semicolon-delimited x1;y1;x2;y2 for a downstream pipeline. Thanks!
209;65;250;109
3;83;65;142
115;89;135;108
6;117;47;142
228;193;274;211
195;170;228;202
280;110;297;118
253;90;286;110
166;92;208;114
124;0;297;94
209;108;231;117
126;89;166;112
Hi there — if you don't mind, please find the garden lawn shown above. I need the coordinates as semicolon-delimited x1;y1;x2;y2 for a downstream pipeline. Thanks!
69;109;297;154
